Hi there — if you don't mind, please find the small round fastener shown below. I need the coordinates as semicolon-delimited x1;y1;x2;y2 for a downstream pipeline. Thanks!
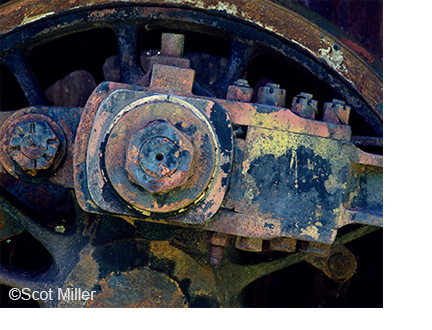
1;114;66;177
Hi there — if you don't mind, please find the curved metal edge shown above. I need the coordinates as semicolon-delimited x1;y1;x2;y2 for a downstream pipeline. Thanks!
0;0;383;121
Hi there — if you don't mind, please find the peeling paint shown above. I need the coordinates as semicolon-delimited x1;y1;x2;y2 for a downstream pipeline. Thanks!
22;11;55;25
208;1;238;15
315;207;323;220
324;174;339;194
300;225;319;240
290;38;312;53
165;0;205;10
318;39;347;73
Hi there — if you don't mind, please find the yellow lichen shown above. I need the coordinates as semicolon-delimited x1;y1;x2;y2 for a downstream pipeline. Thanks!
300;225;319;240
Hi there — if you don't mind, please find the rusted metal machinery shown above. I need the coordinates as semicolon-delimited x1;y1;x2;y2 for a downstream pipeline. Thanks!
0;0;382;307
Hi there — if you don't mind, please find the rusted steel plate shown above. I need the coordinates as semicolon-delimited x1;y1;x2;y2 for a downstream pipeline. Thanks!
73;82;137;213
228;126;381;220
210;125;382;244
0;0;382;120
218;99;351;141
203;210;337;244
68;73;380;243
343;163;383;213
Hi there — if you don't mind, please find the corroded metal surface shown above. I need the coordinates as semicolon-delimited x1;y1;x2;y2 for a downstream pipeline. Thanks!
103;94;220;215
0;1;382;308
226;79;254;103
0;112;70;182
9;120;61;175
305;244;357;283
86;267;189;308
291;93;318;119
256;83;286;107
323;99;351;125
76;82;232;222
124;121;194;194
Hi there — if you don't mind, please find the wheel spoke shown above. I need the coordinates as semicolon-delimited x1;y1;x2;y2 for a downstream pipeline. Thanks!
212;38;255;98
2;50;50;106
0;264;50;292
192;81;216;97
0;189;60;257
0;187;90;269
113;22;145;84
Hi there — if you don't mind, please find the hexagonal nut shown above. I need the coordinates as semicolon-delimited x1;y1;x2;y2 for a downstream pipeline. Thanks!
8;121;61;175
125;121;194;193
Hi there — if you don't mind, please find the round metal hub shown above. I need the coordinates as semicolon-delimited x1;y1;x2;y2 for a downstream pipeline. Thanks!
105;96;216;213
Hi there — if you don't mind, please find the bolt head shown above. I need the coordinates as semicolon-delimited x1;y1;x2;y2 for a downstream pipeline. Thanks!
257;83;286;107
234;79;249;87
331;99;346;105
327;253;353;278
266;83;280;88
8;121;60;175
125;121;193;193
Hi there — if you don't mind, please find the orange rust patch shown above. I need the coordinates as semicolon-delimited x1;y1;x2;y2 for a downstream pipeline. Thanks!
341;37;374;65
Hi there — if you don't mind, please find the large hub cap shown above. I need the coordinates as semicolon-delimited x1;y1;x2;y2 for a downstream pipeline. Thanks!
98;94;226;215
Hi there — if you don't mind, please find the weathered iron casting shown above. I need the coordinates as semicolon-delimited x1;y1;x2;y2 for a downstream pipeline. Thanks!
0;0;382;308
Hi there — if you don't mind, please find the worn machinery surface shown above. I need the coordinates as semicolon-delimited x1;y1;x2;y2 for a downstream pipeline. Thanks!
0;0;382;307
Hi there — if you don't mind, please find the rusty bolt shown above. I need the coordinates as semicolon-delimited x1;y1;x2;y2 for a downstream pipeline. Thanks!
322;99;351;125
227;79;254;102
235;236;263;252
327;252;355;279
234;79;249;87
256;83;286;107
8;121;61;176
291;92;318;119
206;232;232;267
209;245;224;267
161;33;185;58
299;241;331;256
125;121;193;193
269;237;296;252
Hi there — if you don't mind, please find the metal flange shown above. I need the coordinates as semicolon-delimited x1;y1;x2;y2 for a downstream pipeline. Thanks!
77;85;232;224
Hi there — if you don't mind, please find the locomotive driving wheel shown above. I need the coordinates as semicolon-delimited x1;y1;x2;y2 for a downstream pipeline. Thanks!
0;0;382;308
